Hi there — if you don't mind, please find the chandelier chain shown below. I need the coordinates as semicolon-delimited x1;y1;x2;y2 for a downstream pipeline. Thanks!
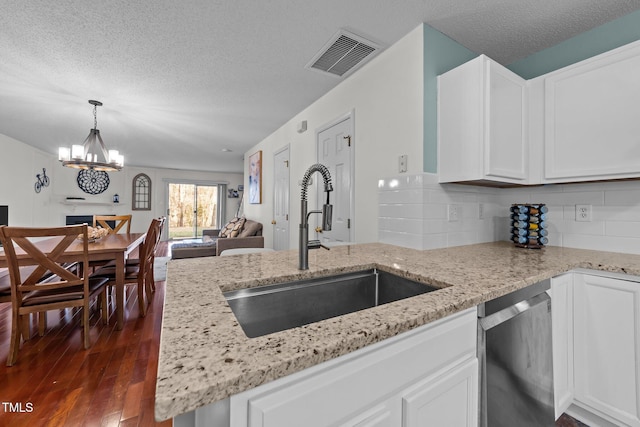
93;104;98;129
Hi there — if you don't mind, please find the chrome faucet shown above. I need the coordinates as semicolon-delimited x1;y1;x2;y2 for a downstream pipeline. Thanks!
299;163;333;270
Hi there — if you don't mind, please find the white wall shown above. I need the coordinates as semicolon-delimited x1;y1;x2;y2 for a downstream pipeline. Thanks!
0;133;243;235
243;25;426;250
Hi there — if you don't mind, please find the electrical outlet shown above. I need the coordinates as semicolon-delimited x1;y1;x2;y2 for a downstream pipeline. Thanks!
398;154;408;173
478;203;484;220
575;204;592;222
448;204;460;222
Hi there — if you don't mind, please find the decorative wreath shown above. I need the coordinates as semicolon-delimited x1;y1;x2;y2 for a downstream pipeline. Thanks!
77;169;110;194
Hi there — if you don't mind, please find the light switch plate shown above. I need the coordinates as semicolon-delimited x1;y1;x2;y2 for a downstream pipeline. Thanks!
399;155;408;173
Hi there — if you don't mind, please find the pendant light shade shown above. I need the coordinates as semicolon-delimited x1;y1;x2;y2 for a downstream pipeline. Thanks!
58;100;124;172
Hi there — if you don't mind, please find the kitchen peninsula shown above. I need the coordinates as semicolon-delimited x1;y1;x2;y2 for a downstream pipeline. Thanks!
155;242;640;425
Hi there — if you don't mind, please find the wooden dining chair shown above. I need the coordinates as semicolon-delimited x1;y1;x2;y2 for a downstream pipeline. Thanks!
92;218;163;318
147;216;166;293
89;214;134;272
0;268;13;304
0;224;110;366
93;214;132;234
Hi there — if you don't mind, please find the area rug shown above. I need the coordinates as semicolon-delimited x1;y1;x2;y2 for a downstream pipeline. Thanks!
153;256;170;281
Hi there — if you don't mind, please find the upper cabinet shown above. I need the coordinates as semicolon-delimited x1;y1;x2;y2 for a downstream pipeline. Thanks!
438;55;528;186
438;40;640;186
542;40;640;183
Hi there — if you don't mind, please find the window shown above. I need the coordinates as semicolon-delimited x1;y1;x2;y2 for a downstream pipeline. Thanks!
132;173;152;210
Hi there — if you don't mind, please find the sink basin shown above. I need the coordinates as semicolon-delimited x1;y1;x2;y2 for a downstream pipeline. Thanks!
224;269;439;338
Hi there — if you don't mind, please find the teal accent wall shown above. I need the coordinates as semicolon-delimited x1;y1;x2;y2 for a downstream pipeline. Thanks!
423;25;476;173
507;9;640;79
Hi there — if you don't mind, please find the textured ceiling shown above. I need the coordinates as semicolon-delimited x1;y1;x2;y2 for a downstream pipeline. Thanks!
1;0;639;172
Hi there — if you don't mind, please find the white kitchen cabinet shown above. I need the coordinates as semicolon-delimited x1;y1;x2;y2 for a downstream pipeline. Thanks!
438;55;527;186
192;308;479;427
402;358;477;427
551;272;574;419
573;272;640;427
543;40;640;183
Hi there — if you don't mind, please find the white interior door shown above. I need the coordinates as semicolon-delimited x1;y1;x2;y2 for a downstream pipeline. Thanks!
317;114;353;243
273;146;290;250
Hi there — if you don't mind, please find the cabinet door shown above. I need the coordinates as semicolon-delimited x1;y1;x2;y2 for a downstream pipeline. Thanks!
484;60;527;181
438;55;526;185
402;358;478;427
574;274;640;426
551;273;574;419
544;40;640;182
438;55;484;183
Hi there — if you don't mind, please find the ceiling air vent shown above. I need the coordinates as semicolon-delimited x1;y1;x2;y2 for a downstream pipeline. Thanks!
306;30;382;77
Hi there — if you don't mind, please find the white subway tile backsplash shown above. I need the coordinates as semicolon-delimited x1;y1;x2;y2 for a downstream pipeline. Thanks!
559;219;605;235
528;190;605;206
426;189;479;204
447;231;479;248
378;217;423;234
379;230;423;250
422;233;448;250
605;221;640;238
604;189;640;205
379;203;423;219
423;219;448;234
592;205;640;222
378;173;640;255
378;189;424;204
563;234;640;255
423;204;448;220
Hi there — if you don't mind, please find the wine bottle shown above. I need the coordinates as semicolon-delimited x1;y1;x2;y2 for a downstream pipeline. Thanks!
511;227;528;236
512;235;528;244
510;205;528;214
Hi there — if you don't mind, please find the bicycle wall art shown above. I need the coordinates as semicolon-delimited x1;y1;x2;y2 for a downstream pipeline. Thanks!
34;168;50;193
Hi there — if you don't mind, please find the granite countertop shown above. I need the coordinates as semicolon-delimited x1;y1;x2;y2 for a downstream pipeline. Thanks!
154;241;640;421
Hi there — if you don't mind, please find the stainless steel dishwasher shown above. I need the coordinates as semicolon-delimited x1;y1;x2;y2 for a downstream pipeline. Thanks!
477;279;554;427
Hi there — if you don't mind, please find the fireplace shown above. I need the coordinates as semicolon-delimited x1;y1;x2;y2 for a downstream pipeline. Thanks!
0;205;7;226
66;215;115;228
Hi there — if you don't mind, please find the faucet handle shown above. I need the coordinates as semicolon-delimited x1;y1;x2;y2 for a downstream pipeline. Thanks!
308;240;331;251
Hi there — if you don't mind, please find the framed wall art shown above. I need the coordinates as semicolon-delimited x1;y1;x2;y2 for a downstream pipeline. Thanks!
248;150;262;204
132;173;152;210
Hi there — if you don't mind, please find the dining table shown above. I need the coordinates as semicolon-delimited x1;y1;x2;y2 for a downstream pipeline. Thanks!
0;232;146;330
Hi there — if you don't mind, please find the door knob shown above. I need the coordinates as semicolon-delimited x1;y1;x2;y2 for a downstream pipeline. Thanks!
271;220;276;225
315;226;323;233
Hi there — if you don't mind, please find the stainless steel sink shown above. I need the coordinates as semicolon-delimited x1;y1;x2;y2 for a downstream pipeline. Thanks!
224;269;439;338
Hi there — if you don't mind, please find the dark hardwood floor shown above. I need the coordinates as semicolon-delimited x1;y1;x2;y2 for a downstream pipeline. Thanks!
0;243;172;427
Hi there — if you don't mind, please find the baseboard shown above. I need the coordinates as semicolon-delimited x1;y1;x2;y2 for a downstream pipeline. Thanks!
566;403;621;427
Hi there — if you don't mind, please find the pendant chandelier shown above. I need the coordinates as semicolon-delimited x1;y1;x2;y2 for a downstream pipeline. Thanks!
58;100;124;171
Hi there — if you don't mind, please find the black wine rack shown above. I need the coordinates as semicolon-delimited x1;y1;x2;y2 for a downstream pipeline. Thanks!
510;204;548;249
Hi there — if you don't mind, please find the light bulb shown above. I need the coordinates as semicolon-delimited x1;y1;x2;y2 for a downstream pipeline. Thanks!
71;145;84;159
58;147;70;161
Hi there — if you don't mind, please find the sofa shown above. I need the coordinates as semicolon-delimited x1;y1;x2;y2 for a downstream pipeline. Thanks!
171;218;264;259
